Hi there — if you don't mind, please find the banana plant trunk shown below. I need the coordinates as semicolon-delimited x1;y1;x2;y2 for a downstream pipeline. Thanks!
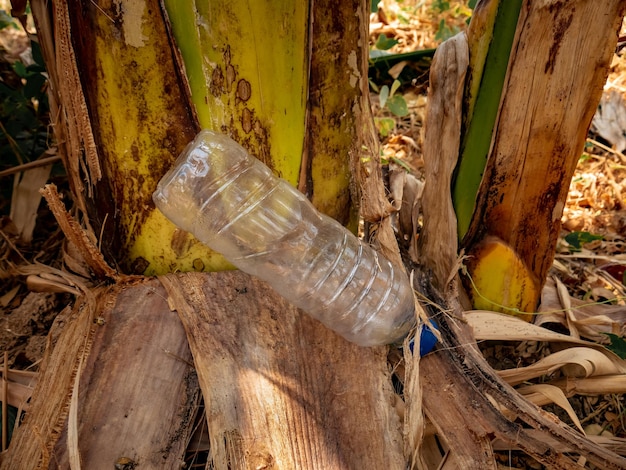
414;0;626;467
452;0;625;318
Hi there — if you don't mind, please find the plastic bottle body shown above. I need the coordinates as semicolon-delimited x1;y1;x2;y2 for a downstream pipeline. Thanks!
153;130;415;346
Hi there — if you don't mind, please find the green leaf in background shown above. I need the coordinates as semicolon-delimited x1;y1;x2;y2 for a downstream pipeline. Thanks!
564;231;603;250
604;333;626;359
387;94;408;117
369;49;392;60
31;40;44;66
432;0;451;13
0;405;18;446
389;79;401;97
375;34;399;51
0;10;16;30
379;84;390;108
374;117;395;137
23;72;47;100
435;19;459;42
12;61;27;78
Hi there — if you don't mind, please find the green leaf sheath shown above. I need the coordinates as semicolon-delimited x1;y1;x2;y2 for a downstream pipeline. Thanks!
452;0;523;240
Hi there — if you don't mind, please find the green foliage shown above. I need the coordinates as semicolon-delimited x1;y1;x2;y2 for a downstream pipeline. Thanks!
370;78;407;137
604;333;626;359
432;0;451;13
0;9;17;30
375;34;399;51
374;117;395;137
0;10;52;215
431;1;473;42
378;79;409;117
0;36;49;166
386;94;408;116
0;404;19;446
369;2;475;135
381;154;412;172
434;18;460;42
564;231;603;251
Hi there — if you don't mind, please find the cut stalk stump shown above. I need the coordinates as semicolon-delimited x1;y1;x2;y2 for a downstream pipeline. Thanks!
1;278;200;470
160;272;405;469
1;273;405;469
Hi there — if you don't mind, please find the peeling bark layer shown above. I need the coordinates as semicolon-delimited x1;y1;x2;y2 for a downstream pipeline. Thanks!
161;271;406;470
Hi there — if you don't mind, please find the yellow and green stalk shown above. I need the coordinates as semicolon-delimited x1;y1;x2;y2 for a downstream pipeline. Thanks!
451;0;537;318
453;0;522;241
453;0;621;319
62;0;360;275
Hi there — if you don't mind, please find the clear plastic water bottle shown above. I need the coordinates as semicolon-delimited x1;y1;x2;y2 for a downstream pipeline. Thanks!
153;130;415;346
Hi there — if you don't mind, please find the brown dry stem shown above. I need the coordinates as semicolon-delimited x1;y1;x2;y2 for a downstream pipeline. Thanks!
39;184;117;281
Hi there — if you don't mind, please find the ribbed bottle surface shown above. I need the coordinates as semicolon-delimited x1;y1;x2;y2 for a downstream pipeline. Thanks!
153;130;415;346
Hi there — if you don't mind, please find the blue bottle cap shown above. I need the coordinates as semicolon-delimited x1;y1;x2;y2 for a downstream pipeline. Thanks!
408;320;438;356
